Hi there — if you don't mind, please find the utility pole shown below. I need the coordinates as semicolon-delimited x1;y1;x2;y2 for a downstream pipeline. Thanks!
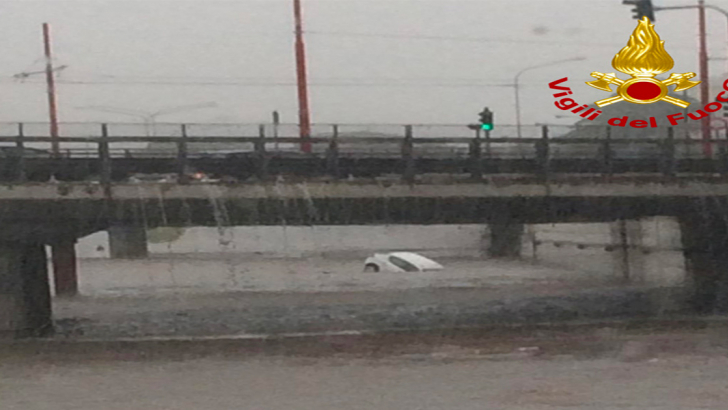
698;0;711;157
651;1;728;158
293;0;312;153
44;22;75;296
43;23;60;158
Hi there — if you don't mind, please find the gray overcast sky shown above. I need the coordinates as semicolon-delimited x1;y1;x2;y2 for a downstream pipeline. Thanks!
0;0;726;130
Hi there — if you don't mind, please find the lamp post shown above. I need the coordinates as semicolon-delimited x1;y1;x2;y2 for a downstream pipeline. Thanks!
76;102;218;136
653;2;728;156
704;4;728;75
655;3;728;73
514;57;585;138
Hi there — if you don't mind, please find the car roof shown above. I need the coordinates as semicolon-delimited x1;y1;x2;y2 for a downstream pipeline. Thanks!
386;252;443;270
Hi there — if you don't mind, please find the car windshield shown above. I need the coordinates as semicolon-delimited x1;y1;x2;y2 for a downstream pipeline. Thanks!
388;255;420;272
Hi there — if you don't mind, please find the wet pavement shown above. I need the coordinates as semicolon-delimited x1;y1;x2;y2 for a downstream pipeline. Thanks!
3;324;728;410
3;253;718;409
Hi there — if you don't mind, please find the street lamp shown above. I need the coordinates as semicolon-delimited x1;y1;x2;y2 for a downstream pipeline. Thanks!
655;3;728;74
12;64;68;157
75;102;218;136
705;4;728;75
514;56;585;138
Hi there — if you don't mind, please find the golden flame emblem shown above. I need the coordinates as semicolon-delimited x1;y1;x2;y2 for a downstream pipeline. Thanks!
612;17;674;77
586;17;700;108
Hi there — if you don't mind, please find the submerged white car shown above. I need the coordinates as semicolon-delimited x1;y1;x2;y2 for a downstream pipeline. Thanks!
363;252;444;273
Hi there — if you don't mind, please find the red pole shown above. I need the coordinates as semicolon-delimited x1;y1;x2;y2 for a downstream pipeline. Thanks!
698;0;712;157
293;0;312;153
43;23;60;158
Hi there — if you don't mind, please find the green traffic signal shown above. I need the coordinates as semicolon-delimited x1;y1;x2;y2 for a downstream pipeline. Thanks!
478;107;494;130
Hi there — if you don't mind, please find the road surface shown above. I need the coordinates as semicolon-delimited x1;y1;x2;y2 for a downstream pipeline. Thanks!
3;326;728;410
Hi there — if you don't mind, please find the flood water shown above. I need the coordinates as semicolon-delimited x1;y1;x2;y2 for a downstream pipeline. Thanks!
47;221;689;339
64;256;616;296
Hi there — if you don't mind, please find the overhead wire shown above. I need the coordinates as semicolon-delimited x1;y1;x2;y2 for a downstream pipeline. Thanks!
303;30;700;50
0;78;544;88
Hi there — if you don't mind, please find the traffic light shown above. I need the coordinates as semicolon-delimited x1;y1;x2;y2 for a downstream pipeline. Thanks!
622;0;655;22
479;108;494;131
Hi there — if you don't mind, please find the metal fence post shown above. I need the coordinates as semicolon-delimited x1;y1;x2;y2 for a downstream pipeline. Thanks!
177;124;189;184
15;123;26;182
484;128;492;159
602;126;613;176
326;124;340;178
719;128;728;176
662;126;676;178
402;125;415;183
255;124;268;180
535;125;550;179
469;127;482;179
99;123;112;196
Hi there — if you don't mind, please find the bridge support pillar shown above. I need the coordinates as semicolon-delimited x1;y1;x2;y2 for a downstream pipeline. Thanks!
51;239;78;297
608;217;685;287
610;220;646;282
109;226;148;259
679;212;728;314
487;220;524;258
0;241;52;338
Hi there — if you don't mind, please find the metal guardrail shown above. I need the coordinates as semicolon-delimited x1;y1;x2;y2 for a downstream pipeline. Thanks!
0;122;727;189
0;125;716;158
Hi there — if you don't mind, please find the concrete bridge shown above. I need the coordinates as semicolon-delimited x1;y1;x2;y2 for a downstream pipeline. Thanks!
3;122;728;337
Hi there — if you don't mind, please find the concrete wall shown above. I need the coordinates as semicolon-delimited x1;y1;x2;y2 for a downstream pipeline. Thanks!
60;232;111;259
525;217;686;286
76;225;486;259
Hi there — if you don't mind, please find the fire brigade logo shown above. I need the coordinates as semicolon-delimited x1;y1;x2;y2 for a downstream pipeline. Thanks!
586;17;700;108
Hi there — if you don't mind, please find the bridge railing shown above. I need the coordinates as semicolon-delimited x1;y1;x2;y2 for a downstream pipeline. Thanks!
0;122;725;183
